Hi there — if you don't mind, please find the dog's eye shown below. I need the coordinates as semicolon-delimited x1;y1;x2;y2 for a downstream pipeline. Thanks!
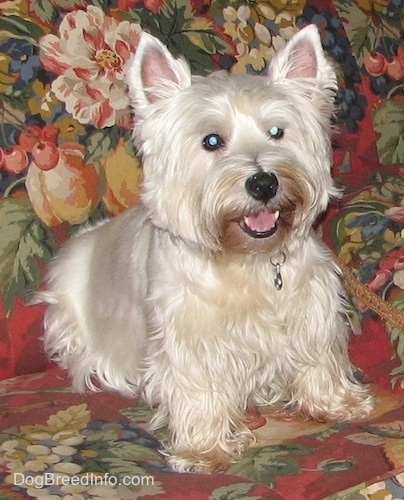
267;126;284;140
203;133;224;151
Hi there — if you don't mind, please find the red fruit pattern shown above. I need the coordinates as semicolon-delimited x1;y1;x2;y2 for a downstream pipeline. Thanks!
0;124;61;175
363;43;404;98
0;145;28;174
364;49;404;81
363;51;387;77
385;55;404;81
32;141;60;171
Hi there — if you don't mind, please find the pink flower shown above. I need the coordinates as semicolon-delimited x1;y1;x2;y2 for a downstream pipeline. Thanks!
368;268;392;292
39;6;141;128
385;206;404;223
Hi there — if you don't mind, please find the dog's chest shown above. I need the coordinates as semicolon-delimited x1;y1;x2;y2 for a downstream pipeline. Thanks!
149;249;288;346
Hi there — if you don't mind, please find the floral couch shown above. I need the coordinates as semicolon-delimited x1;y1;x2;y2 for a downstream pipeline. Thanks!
0;0;403;498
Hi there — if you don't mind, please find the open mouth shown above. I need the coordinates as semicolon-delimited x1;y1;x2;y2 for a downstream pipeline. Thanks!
240;209;279;239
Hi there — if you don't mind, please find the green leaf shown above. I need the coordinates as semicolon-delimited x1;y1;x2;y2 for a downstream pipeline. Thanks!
0;15;44;43
317;458;356;472
210;483;263;500
385;297;404;385
311;424;345;441
29;0;87;25
85;429;122;444
387;298;404;339
106;440;162;464
85;128;122;164
363;422;404;439
102;458;159;490
2;87;35;113
171;34;218;74
373;99;404;165
53;0;87;7
182;17;232;54
0;197;56;313
349;24;376;64
29;0;58;25
121;403;154;423
334;1;386;66
91;0;116;10
228;444;310;487
130;0;233;75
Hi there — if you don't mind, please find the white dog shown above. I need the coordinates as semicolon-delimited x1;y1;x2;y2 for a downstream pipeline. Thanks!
39;25;373;473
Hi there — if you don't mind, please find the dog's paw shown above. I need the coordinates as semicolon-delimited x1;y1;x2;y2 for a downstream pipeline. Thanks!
333;390;375;422
166;433;254;473
167;446;234;473
300;388;375;423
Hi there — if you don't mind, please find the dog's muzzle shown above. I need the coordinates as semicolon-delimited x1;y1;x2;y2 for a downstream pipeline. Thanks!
241;172;279;239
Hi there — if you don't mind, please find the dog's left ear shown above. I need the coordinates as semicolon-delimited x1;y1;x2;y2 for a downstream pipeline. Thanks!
268;24;337;95
127;32;192;112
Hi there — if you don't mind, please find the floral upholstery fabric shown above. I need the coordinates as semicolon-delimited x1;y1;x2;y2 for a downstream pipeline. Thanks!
323;166;404;393
0;0;403;498
0;0;403;383
1;368;404;499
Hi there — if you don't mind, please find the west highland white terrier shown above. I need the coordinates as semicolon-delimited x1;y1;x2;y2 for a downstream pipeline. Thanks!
40;25;374;473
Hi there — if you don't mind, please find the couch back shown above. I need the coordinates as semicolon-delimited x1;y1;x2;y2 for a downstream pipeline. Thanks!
0;0;402;382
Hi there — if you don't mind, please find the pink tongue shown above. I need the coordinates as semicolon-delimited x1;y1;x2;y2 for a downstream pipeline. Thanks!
246;210;278;232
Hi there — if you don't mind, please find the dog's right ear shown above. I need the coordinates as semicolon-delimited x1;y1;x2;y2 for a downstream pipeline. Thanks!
127;32;192;110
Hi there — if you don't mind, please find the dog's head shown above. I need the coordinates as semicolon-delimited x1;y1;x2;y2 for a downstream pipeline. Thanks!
127;25;339;255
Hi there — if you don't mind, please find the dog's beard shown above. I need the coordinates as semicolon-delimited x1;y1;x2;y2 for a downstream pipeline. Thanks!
203;162;321;255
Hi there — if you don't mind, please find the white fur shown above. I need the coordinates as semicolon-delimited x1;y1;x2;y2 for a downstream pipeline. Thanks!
40;25;374;473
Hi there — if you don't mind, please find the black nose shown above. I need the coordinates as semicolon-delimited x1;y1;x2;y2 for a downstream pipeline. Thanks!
245;172;278;203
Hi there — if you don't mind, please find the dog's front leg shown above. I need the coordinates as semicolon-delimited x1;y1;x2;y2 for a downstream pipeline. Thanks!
144;345;254;473
290;352;374;423
286;304;374;423
164;389;254;473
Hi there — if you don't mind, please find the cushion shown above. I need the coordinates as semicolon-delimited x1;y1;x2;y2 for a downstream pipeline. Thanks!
1;368;404;499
